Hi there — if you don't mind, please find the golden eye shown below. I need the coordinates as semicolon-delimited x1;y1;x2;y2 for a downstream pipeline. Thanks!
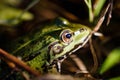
60;30;73;44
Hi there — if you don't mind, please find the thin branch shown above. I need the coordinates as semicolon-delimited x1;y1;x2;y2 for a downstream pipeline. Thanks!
89;38;98;73
93;3;110;32
70;54;89;73
107;0;113;25
0;48;41;77
70;54;97;80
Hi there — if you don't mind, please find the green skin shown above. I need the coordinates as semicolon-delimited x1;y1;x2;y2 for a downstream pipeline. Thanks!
6;17;91;73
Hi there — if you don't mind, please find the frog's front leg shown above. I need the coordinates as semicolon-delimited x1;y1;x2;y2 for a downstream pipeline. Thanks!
48;60;63;73
48;56;66;73
54;55;67;72
46;60;62;73
56;61;61;72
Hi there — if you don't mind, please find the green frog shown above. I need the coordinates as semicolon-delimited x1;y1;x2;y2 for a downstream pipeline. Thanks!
4;17;91;73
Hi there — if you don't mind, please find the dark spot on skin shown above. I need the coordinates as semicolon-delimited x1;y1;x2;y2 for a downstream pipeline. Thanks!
79;28;85;32
67;51;71;56
24;51;41;61
58;56;65;60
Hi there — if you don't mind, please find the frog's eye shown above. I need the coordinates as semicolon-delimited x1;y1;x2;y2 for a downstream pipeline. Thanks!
60;30;73;44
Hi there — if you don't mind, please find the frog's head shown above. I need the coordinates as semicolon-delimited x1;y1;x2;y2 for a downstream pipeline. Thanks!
47;17;91;64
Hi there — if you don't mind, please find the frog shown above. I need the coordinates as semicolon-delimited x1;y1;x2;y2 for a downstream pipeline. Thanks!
3;17;91;73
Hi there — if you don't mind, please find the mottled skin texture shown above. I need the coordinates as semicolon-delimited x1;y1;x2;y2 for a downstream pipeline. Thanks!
5;17;91;73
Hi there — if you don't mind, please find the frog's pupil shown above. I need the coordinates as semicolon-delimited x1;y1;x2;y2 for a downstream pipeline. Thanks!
66;33;72;38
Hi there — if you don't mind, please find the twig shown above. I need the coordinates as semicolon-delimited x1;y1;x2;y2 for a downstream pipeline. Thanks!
70;55;97;80
87;3;111;73
107;0;113;25
89;38;98;73
70;54;89;73
93;3;111;32
0;48;41;77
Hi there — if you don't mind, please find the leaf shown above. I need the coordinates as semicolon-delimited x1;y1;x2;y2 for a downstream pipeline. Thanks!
99;47;120;74
109;76;120;80
0;4;33;26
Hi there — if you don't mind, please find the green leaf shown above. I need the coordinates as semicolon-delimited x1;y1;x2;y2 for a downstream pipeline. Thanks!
0;4;33;26
109;76;120;80
94;0;106;17
99;47;120;74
